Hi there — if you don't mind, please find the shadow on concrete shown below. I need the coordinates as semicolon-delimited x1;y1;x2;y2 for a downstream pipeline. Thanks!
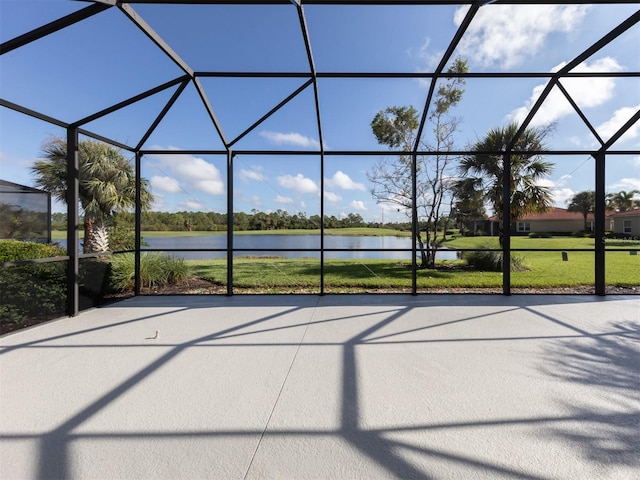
541;321;640;470
1;295;638;479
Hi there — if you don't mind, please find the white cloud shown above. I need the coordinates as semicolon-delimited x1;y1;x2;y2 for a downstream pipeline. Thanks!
259;130;321;149
631;156;640;169
507;57;623;126
565;135;599;149
374;203;409;223
608;178;640;192
350;200;367;211
409;37;443;85
539;174;575;207
148;151;225;196
179;200;205;211
150;176;181;193
172;157;220;182
455;4;590;69
274;195;295;205
249;195;262;207
277;173;319;194
381;203;399;213
554;188;576;207
597;104;640;142
324;191;342;203
150;193;165;211
195;180;225;195
326;171;365;191
238;168;265;182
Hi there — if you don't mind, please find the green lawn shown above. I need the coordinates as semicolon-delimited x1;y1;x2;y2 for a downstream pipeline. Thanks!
186;236;639;291
49;229;639;290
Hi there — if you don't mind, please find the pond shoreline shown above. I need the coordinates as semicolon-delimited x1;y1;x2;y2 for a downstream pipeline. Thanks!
51;228;413;240
55;233;460;261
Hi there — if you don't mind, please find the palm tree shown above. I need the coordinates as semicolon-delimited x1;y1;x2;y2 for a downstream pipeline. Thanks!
606;190;640;212
456;122;554;245
567;190;595;232
32;136;153;253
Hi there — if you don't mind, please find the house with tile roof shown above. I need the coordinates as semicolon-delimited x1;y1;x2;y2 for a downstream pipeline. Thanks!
484;207;615;235
610;209;640;237
514;207;598;234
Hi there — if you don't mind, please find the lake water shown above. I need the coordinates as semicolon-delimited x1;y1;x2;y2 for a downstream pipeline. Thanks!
63;234;459;261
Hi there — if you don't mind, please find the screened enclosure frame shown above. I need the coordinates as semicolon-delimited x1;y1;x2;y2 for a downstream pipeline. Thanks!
1;0;639;315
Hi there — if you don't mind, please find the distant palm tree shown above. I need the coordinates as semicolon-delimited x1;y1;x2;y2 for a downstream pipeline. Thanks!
32;136;153;253
567;190;595;231
606;190;640;212
456;122;554;245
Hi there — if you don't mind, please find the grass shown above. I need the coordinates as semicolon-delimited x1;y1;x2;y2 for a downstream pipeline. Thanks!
187;249;638;291
186;235;639;291
48;231;639;290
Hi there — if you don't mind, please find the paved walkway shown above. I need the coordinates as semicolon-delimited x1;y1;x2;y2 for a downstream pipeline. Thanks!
1;294;638;479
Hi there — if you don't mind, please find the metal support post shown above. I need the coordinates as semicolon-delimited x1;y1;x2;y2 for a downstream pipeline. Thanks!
594;152;606;295
66;126;79;316
227;150;234;295
502;152;511;296
320;153;325;295
135;151;142;296
411;153;418;295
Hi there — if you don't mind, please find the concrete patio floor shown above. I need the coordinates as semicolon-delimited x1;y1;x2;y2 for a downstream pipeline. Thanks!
1;294;638;480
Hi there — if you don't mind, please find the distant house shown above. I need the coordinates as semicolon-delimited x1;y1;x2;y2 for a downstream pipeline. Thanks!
610;209;640;237
482;207;615;235
514;207;596;234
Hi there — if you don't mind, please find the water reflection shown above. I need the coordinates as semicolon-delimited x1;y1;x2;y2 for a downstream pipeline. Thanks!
62;234;460;260
147;234;459;260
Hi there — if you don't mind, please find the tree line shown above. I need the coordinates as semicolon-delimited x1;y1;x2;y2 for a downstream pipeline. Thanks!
567;189;640;231
50;210;391;233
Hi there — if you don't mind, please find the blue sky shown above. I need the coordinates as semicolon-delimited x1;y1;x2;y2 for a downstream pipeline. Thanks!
1;1;639;224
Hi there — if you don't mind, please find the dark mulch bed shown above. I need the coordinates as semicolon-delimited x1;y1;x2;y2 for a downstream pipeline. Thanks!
135;277;638;296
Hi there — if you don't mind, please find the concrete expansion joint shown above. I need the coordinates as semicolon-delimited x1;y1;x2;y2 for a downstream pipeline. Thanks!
242;302;317;479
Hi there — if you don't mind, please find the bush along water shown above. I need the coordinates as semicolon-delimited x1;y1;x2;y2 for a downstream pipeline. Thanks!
462;245;529;272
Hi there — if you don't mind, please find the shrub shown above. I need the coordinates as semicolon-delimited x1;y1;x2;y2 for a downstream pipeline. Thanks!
462;246;528;272
0;262;67;330
1;258;114;334
528;232;552;238
0;240;115;334
0;240;65;332
108;225;149;251
109;252;190;291
0;239;65;262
